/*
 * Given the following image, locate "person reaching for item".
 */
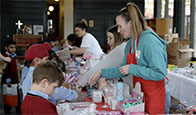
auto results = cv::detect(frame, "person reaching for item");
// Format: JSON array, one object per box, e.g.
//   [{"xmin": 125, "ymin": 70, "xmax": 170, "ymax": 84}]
[{"xmin": 89, "ymin": 3, "xmax": 169, "ymax": 115}]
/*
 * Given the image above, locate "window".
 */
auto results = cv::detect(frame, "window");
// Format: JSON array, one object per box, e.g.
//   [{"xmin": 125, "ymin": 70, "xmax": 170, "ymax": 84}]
[
  {"xmin": 185, "ymin": 0, "xmax": 191, "ymax": 16},
  {"xmin": 145, "ymin": 0, "xmax": 154, "ymax": 19},
  {"xmin": 48, "ymin": 19, "xmax": 53, "ymax": 33},
  {"xmin": 168, "ymin": 0, "xmax": 174, "ymax": 18},
  {"xmin": 161, "ymin": 0, "xmax": 165, "ymax": 18}
]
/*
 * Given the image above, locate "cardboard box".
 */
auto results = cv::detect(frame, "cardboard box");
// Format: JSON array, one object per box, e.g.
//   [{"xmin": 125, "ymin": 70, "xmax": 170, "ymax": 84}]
[
  {"xmin": 156, "ymin": 18, "xmax": 169, "ymax": 36},
  {"xmin": 167, "ymin": 38, "xmax": 194, "ymax": 67},
  {"xmin": 160, "ymin": 33, "xmax": 179, "ymax": 44},
  {"xmin": 146, "ymin": 18, "xmax": 169, "ymax": 36},
  {"xmin": 170, "ymin": 97, "xmax": 187, "ymax": 114}
]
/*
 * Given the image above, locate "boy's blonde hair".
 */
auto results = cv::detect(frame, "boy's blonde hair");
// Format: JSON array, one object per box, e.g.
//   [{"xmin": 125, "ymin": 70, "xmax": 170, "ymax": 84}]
[{"xmin": 60, "ymin": 39, "xmax": 67, "ymax": 46}]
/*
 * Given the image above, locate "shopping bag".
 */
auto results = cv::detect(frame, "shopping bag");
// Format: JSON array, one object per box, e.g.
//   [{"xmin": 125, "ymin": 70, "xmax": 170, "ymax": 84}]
[
  {"xmin": 3, "ymin": 84, "xmax": 18, "ymax": 106},
  {"xmin": 3, "ymin": 84, "xmax": 18, "ymax": 95}
]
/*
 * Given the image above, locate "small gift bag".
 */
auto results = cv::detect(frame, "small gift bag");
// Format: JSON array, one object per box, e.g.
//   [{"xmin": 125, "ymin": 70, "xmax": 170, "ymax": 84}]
[{"xmin": 3, "ymin": 84, "xmax": 18, "ymax": 106}]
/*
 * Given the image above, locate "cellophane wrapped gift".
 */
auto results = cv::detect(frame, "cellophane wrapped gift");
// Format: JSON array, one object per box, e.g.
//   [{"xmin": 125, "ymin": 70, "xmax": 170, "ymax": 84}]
[
  {"xmin": 56, "ymin": 102, "xmax": 92, "ymax": 115},
  {"xmin": 119, "ymin": 82, "xmax": 145, "ymax": 114}
]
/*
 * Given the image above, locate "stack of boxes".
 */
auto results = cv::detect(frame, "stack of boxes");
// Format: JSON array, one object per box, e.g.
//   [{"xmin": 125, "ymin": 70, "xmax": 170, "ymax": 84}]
[
  {"xmin": 167, "ymin": 38, "xmax": 194, "ymax": 67},
  {"xmin": 146, "ymin": 18, "xmax": 169, "ymax": 36},
  {"xmin": 147, "ymin": 18, "xmax": 194, "ymax": 68}
]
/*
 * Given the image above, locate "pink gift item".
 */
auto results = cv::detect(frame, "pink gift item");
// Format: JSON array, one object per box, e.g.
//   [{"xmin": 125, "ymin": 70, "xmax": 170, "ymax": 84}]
[
  {"xmin": 120, "ymin": 102, "xmax": 145, "ymax": 113},
  {"xmin": 119, "ymin": 82, "xmax": 145, "ymax": 113},
  {"xmin": 92, "ymin": 90, "xmax": 103, "ymax": 103},
  {"xmin": 96, "ymin": 111, "xmax": 121, "ymax": 115},
  {"xmin": 124, "ymin": 111, "xmax": 145, "ymax": 115}
]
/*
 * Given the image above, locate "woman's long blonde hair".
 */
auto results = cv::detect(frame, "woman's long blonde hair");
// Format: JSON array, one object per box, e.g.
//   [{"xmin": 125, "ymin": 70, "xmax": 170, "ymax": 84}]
[
  {"xmin": 107, "ymin": 25, "xmax": 124, "ymax": 50},
  {"xmin": 117, "ymin": 2, "xmax": 147, "ymax": 39}
]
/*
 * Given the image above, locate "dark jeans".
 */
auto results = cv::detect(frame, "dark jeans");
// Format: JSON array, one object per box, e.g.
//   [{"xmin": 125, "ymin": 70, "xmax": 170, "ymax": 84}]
[{"xmin": 4, "ymin": 104, "xmax": 20, "ymax": 114}]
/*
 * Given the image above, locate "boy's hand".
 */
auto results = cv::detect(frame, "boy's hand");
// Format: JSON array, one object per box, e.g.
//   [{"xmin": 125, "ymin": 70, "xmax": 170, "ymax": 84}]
[
  {"xmin": 0, "ymin": 70, "xmax": 3, "ymax": 74},
  {"xmin": 62, "ymin": 83, "xmax": 70, "ymax": 89},
  {"xmin": 77, "ymin": 92, "xmax": 82, "ymax": 102},
  {"xmin": 7, "ymin": 83, "xmax": 12, "ymax": 87},
  {"xmin": 75, "ymin": 83, "xmax": 83, "ymax": 93},
  {"xmin": 4, "ymin": 57, "xmax": 11, "ymax": 62}
]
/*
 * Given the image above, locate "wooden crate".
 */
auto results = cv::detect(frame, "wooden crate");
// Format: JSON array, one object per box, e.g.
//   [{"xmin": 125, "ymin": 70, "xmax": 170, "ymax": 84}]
[{"xmin": 146, "ymin": 18, "xmax": 169, "ymax": 36}]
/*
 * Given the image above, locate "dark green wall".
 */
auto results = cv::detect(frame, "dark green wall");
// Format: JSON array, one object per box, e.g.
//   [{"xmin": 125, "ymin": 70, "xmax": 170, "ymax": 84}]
[
  {"xmin": 0, "ymin": 0, "xmax": 47, "ymax": 53},
  {"xmin": 130, "ymin": 0, "xmax": 145, "ymax": 15},
  {"xmin": 0, "ymin": 0, "xmax": 1, "ymax": 51},
  {"xmin": 0, "ymin": 0, "xmax": 145, "ymax": 50},
  {"xmin": 74, "ymin": 0, "xmax": 128, "ymax": 48},
  {"xmin": 74, "ymin": 0, "xmax": 145, "ymax": 48}
]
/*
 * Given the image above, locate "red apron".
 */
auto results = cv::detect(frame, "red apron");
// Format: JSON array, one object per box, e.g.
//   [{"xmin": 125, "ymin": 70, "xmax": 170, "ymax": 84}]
[{"xmin": 127, "ymin": 36, "xmax": 165, "ymax": 115}]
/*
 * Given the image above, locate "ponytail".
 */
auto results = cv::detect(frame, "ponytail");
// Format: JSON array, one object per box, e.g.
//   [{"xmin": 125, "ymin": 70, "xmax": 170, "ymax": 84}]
[
  {"xmin": 116, "ymin": 7, "xmax": 130, "ymax": 23},
  {"xmin": 127, "ymin": 3, "xmax": 147, "ymax": 39},
  {"xmin": 75, "ymin": 19, "xmax": 88, "ymax": 31},
  {"xmin": 80, "ymin": 19, "xmax": 88, "ymax": 27},
  {"xmin": 117, "ymin": 2, "xmax": 147, "ymax": 39}
]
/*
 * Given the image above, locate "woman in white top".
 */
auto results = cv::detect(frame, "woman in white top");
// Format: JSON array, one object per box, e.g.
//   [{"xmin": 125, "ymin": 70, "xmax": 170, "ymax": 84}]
[
  {"xmin": 69, "ymin": 19, "xmax": 103, "ymax": 59},
  {"xmin": 78, "ymin": 25, "xmax": 129, "ymax": 87}
]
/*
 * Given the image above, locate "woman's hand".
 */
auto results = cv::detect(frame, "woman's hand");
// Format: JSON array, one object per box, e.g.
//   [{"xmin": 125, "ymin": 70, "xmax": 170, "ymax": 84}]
[
  {"xmin": 119, "ymin": 65, "xmax": 130, "ymax": 75},
  {"xmin": 98, "ymin": 78, "xmax": 106, "ymax": 89},
  {"xmin": 88, "ymin": 70, "xmax": 102, "ymax": 86},
  {"xmin": 73, "ymin": 46, "xmax": 79, "ymax": 49}
]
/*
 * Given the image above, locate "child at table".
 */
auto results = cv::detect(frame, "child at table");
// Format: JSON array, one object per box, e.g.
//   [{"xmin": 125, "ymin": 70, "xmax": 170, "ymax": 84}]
[
  {"xmin": 21, "ymin": 43, "xmax": 81, "ymax": 104},
  {"xmin": 21, "ymin": 61, "xmax": 64, "ymax": 114},
  {"xmin": 1, "ymin": 40, "xmax": 20, "ymax": 114}
]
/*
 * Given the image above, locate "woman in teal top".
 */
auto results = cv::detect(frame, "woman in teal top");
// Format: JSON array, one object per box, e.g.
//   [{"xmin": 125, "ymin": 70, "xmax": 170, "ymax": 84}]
[
  {"xmin": 89, "ymin": 3, "xmax": 170, "ymax": 115},
  {"xmin": 100, "ymin": 29, "xmax": 167, "ymax": 80}
]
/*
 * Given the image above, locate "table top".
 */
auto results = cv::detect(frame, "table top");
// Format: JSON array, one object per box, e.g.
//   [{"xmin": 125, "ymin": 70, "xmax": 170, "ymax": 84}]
[
  {"xmin": 167, "ymin": 71, "xmax": 196, "ymax": 107},
  {"xmin": 168, "ymin": 71, "xmax": 196, "ymax": 84},
  {"xmin": 85, "ymin": 97, "xmax": 120, "ymax": 112}
]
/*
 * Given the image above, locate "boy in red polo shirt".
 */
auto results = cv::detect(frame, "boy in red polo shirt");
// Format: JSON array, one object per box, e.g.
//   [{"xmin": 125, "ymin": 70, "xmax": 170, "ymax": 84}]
[
  {"xmin": 21, "ymin": 61, "xmax": 64, "ymax": 114},
  {"xmin": 1, "ymin": 40, "xmax": 19, "ymax": 114}
]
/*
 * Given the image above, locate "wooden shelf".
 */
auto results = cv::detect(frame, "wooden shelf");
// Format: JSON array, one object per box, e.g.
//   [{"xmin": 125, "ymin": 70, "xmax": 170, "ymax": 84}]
[
  {"xmin": 13, "ymin": 34, "xmax": 43, "ymax": 46},
  {"xmin": 16, "ymin": 44, "xmax": 29, "ymax": 47},
  {"xmin": 17, "ymin": 56, "xmax": 24, "ymax": 58},
  {"xmin": 13, "ymin": 34, "xmax": 43, "ymax": 67}
]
